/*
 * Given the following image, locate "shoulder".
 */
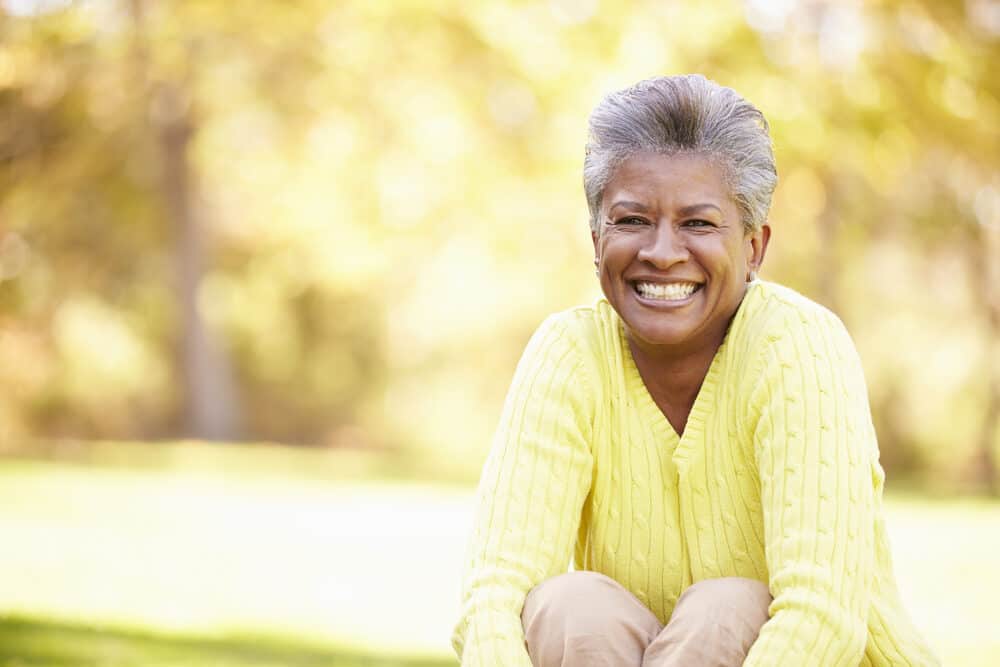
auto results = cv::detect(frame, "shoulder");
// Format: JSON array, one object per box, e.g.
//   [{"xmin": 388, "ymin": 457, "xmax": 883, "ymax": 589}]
[
  {"xmin": 502, "ymin": 303, "xmax": 615, "ymax": 421},
  {"xmin": 531, "ymin": 298, "xmax": 621, "ymax": 358},
  {"xmin": 737, "ymin": 280, "xmax": 852, "ymax": 351},
  {"xmin": 519, "ymin": 300, "xmax": 620, "ymax": 398},
  {"xmin": 734, "ymin": 281, "xmax": 867, "ymax": 402},
  {"xmin": 740, "ymin": 281, "xmax": 870, "ymax": 403}
]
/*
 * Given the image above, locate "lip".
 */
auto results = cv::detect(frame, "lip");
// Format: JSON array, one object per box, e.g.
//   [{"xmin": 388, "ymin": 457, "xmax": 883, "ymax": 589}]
[
  {"xmin": 628, "ymin": 276, "xmax": 703, "ymax": 285},
  {"xmin": 629, "ymin": 281, "xmax": 702, "ymax": 308}
]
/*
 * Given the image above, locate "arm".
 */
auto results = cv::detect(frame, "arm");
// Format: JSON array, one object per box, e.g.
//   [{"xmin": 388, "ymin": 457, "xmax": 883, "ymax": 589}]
[
  {"xmin": 452, "ymin": 315, "xmax": 595, "ymax": 666},
  {"xmin": 744, "ymin": 308, "xmax": 880, "ymax": 666}
]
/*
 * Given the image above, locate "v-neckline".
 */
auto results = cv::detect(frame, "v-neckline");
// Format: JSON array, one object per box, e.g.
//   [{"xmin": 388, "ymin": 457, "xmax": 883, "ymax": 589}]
[{"xmin": 618, "ymin": 285, "xmax": 754, "ymax": 466}]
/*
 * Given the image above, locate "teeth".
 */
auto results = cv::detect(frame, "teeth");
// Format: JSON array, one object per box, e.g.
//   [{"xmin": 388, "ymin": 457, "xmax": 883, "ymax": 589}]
[{"xmin": 635, "ymin": 281, "xmax": 699, "ymax": 301}]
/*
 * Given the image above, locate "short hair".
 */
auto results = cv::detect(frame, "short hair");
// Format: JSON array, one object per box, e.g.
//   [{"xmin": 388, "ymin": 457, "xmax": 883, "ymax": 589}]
[{"xmin": 584, "ymin": 74, "xmax": 777, "ymax": 234}]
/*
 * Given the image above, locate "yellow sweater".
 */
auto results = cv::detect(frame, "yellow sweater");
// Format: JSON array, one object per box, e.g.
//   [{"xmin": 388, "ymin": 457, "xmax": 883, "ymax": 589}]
[{"xmin": 453, "ymin": 281, "xmax": 938, "ymax": 666}]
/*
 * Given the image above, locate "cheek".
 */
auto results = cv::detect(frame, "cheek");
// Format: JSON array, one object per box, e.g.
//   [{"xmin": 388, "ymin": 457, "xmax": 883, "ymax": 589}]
[
  {"xmin": 726, "ymin": 235, "xmax": 752, "ymax": 266},
  {"xmin": 700, "ymin": 239, "xmax": 745, "ymax": 290},
  {"xmin": 598, "ymin": 236, "xmax": 628, "ymax": 262}
]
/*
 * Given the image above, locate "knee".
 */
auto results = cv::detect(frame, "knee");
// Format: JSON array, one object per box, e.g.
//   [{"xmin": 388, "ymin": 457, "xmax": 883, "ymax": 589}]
[
  {"xmin": 674, "ymin": 576, "xmax": 772, "ymax": 630},
  {"xmin": 643, "ymin": 577, "xmax": 771, "ymax": 666},
  {"xmin": 522, "ymin": 571, "xmax": 633, "ymax": 636},
  {"xmin": 522, "ymin": 571, "xmax": 659, "ymax": 666}
]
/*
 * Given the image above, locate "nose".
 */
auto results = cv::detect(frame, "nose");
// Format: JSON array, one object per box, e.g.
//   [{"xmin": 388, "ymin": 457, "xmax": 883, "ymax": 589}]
[{"xmin": 636, "ymin": 223, "xmax": 688, "ymax": 268}]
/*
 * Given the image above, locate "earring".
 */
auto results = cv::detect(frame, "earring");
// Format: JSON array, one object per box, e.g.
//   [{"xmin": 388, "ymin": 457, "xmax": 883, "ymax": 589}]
[
  {"xmin": 747, "ymin": 269, "xmax": 757, "ymax": 282},
  {"xmin": 594, "ymin": 258, "xmax": 599, "ymax": 277}
]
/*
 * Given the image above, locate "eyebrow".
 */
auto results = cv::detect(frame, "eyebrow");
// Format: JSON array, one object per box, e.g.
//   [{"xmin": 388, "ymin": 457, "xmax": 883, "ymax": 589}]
[
  {"xmin": 607, "ymin": 201, "xmax": 724, "ymax": 217},
  {"xmin": 678, "ymin": 203, "xmax": 724, "ymax": 217},
  {"xmin": 607, "ymin": 200, "xmax": 650, "ymax": 214}
]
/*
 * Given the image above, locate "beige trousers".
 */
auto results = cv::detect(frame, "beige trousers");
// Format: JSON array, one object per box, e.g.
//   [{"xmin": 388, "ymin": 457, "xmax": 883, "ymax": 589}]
[{"xmin": 521, "ymin": 571, "xmax": 771, "ymax": 667}]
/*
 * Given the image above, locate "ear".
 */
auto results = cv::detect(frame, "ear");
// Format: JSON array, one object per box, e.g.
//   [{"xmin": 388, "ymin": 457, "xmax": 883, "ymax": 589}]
[
  {"xmin": 591, "ymin": 229, "xmax": 599, "ymax": 254},
  {"xmin": 746, "ymin": 223, "xmax": 771, "ymax": 278}
]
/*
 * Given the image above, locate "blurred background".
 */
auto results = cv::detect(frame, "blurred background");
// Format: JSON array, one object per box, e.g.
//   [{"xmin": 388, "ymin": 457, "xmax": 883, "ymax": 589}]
[{"xmin": 0, "ymin": 0, "xmax": 997, "ymax": 665}]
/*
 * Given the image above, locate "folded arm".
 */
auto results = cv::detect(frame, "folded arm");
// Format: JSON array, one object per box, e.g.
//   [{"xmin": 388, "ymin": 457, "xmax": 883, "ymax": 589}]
[
  {"xmin": 745, "ymin": 308, "xmax": 881, "ymax": 666},
  {"xmin": 452, "ymin": 315, "xmax": 595, "ymax": 665}
]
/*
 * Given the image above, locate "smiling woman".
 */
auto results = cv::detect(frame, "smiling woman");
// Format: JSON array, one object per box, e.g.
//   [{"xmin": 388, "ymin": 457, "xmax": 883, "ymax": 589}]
[
  {"xmin": 594, "ymin": 152, "xmax": 769, "ymax": 435},
  {"xmin": 452, "ymin": 75, "xmax": 939, "ymax": 667}
]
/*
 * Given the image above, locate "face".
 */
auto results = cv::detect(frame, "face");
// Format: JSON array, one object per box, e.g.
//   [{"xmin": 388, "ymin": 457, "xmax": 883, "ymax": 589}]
[{"xmin": 592, "ymin": 151, "xmax": 769, "ymax": 355}]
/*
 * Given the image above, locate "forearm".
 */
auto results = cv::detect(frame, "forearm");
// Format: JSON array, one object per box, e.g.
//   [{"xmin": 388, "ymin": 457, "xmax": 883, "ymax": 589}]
[
  {"xmin": 453, "ymin": 580, "xmax": 535, "ymax": 666},
  {"xmin": 748, "ymin": 306, "xmax": 879, "ymax": 665},
  {"xmin": 744, "ymin": 573, "xmax": 868, "ymax": 666},
  {"xmin": 452, "ymin": 313, "xmax": 595, "ymax": 664}
]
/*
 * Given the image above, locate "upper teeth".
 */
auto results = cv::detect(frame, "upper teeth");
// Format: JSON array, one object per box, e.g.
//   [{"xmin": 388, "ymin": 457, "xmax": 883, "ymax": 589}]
[{"xmin": 635, "ymin": 281, "xmax": 699, "ymax": 301}]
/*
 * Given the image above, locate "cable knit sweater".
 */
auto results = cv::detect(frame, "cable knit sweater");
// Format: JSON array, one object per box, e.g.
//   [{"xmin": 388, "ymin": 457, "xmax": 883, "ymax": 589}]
[{"xmin": 453, "ymin": 280, "xmax": 938, "ymax": 666}]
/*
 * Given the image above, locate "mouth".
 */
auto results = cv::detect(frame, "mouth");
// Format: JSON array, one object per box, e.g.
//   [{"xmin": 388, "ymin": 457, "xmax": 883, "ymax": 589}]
[{"xmin": 631, "ymin": 280, "xmax": 702, "ymax": 303}]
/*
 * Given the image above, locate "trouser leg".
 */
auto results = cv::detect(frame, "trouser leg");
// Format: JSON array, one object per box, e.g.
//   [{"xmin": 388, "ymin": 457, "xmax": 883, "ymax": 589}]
[
  {"xmin": 642, "ymin": 577, "xmax": 772, "ymax": 667},
  {"xmin": 521, "ymin": 571, "xmax": 662, "ymax": 667}
]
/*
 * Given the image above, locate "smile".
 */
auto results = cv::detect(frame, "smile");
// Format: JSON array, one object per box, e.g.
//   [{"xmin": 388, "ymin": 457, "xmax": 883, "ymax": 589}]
[{"xmin": 633, "ymin": 281, "xmax": 702, "ymax": 302}]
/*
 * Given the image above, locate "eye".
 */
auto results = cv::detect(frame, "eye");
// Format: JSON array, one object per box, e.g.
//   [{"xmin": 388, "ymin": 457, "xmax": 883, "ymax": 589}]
[
  {"xmin": 613, "ymin": 216, "xmax": 649, "ymax": 226},
  {"xmin": 682, "ymin": 219, "xmax": 715, "ymax": 228}
]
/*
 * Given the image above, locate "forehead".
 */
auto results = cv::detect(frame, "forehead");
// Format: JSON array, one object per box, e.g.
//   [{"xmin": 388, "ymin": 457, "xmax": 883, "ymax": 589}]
[{"xmin": 603, "ymin": 152, "xmax": 732, "ymax": 208}]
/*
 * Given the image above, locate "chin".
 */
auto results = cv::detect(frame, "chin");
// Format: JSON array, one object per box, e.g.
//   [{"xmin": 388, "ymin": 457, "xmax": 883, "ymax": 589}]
[{"xmin": 626, "ymin": 318, "xmax": 697, "ymax": 349}]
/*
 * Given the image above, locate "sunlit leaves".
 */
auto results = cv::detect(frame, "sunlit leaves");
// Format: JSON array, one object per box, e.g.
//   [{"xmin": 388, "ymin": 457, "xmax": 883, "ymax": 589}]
[{"xmin": 0, "ymin": 0, "xmax": 996, "ymax": 482}]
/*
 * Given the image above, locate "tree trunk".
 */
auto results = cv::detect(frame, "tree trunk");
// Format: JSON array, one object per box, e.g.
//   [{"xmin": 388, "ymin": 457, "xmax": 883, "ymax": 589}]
[
  {"xmin": 973, "ymin": 211, "xmax": 999, "ymax": 495},
  {"xmin": 129, "ymin": 0, "xmax": 241, "ymax": 441},
  {"xmin": 156, "ymin": 85, "xmax": 241, "ymax": 441}
]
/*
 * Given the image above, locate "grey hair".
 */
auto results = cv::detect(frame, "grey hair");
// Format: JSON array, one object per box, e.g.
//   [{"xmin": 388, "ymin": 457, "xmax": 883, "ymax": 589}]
[{"xmin": 584, "ymin": 74, "xmax": 776, "ymax": 234}]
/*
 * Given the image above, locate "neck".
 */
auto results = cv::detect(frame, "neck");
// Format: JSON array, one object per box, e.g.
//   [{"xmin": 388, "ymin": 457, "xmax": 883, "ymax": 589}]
[
  {"xmin": 627, "ymin": 333, "xmax": 721, "ymax": 406},
  {"xmin": 627, "ymin": 280, "xmax": 750, "ymax": 381},
  {"xmin": 624, "ymin": 285, "xmax": 748, "ymax": 435}
]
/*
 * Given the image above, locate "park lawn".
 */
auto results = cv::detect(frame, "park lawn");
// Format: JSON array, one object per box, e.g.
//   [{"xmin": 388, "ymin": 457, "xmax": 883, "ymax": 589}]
[
  {"xmin": 0, "ymin": 616, "xmax": 453, "ymax": 667},
  {"xmin": 0, "ymin": 446, "xmax": 997, "ymax": 666}
]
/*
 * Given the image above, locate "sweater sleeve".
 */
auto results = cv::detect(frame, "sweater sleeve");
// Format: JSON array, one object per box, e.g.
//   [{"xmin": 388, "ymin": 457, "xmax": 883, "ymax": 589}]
[
  {"xmin": 744, "ymin": 307, "xmax": 880, "ymax": 666},
  {"xmin": 451, "ymin": 314, "xmax": 595, "ymax": 666}
]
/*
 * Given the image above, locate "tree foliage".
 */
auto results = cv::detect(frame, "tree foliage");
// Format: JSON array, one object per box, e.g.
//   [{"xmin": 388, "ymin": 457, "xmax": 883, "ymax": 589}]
[{"xmin": 0, "ymin": 0, "xmax": 997, "ymax": 487}]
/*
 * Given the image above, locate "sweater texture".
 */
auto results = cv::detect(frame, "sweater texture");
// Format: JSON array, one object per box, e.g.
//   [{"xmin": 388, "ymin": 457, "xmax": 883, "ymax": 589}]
[{"xmin": 453, "ymin": 280, "xmax": 938, "ymax": 666}]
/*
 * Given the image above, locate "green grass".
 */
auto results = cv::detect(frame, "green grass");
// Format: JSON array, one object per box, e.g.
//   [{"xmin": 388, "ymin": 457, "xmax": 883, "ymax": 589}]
[
  {"xmin": 0, "ymin": 438, "xmax": 479, "ymax": 486},
  {"xmin": 0, "ymin": 443, "xmax": 998, "ymax": 666},
  {"xmin": 0, "ymin": 616, "xmax": 454, "ymax": 666},
  {"xmin": 0, "ymin": 456, "xmax": 468, "ymax": 664}
]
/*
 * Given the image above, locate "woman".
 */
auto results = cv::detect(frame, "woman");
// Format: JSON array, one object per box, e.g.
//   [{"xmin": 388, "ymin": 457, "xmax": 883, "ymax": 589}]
[{"xmin": 452, "ymin": 75, "xmax": 938, "ymax": 666}]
